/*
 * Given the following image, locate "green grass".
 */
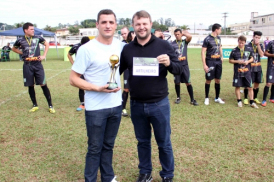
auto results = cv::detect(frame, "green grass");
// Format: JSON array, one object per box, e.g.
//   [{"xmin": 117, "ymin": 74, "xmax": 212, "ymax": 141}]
[{"xmin": 0, "ymin": 48, "xmax": 274, "ymax": 181}]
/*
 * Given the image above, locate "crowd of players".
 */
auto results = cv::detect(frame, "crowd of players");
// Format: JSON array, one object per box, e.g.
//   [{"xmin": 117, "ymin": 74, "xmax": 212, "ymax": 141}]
[{"xmin": 10, "ymin": 9, "xmax": 274, "ymax": 182}]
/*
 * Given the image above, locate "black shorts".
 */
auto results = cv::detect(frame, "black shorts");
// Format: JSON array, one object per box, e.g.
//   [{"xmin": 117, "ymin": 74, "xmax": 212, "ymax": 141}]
[
  {"xmin": 251, "ymin": 71, "xmax": 263, "ymax": 83},
  {"xmin": 123, "ymin": 69, "xmax": 129, "ymax": 89},
  {"xmin": 232, "ymin": 72, "xmax": 252, "ymax": 87},
  {"xmin": 266, "ymin": 67, "xmax": 274, "ymax": 83},
  {"xmin": 23, "ymin": 62, "xmax": 46, "ymax": 86},
  {"xmin": 174, "ymin": 65, "xmax": 191, "ymax": 83},
  {"xmin": 205, "ymin": 60, "xmax": 222, "ymax": 80}
]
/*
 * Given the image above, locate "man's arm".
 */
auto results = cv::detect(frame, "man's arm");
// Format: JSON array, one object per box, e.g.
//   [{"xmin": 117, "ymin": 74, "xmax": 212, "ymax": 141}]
[
  {"xmin": 12, "ymin": 47, "xmax": 23, "ymax": 54},
  {"xmin": 161, "ymin": 43, "xmax": 183, "ymax": 75},
  {"xmin": 257, "ymin": 44, "xmax": 264, "ymax": 57},
  {"xmin": 38, "ymin": 41, "xmax": 49, "ymax": 61},
  {"xmin": 67, "ymin": 53, "xmax": 74, "ymax": 65},
  {"xmin": 182, "ymin": 30, "xmax": 192, "ymax": 43},
  {"xmin": 264, "ymin": 51, "xmax": 274, "ymax": 57},
  {"xmin": 220, "ymin": 46, "xmax": 223, "ymax": 62},
  {"xmin": 119, "ymin": 48, "xmax": 127, "ymax": 75},
  {"xmin": 201, "ymin": 47, "xmax": 209, "ymax": 73},
  {"xmin": 69, "ymin": 70, "xmax": 120, "ymax": 93}
]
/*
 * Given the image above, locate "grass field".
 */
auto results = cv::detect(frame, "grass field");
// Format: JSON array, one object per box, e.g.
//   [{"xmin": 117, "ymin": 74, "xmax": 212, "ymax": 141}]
[{"xmin": 1, "ymin": 48, "xmax": 274, "ymax": 182}]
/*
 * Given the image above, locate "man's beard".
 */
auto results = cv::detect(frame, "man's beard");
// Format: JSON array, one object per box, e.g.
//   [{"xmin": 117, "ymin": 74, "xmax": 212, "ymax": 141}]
[{"xmin": 136, "ymin": 30, "xmax": 150, "ymax": 40}]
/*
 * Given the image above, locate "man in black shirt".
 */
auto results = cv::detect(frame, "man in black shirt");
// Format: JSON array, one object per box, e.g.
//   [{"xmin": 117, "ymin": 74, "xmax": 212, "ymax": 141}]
[
  {"xmin": 1, "ymin": 43, "xmax": 12, "ymax": 61},
  {"xmin": 67, "ymin": 36, "xmax": 90, "ymax": 111},
  {"xmin": 120, "ymin": 10, "xmax": 183, "ymax": 182},
  {"xmin": 12, "ymin": 22, "xmax": 55, "ymax": 113},
  {"xmin": 243, "ymin": 31, "xmax": 264, "ymax": 105},
  {"xmin": 262, "ymin": 40, "xmax": 274, "ymax": 106},
  {"xmin": 229, "ymin": 35, "xmax": 258, "ymax": 108},
  {"xmin": 201, "ymin": 23, "xmax": 225, "ymax": 105},
  {"xmin": 170, "ymin": 29, "xmax": 198, "ymax": 105}
]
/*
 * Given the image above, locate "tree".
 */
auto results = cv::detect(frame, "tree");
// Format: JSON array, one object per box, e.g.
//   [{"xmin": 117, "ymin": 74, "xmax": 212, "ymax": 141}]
[
  {"xmin": 208, "ymin": 24, "xmax": 213, "ymax": 31},
  {"xmin": 164, "ymin": 18, "xmax": 175, "ymax": 27},
  {"xmin": 152, "ymin": 21, "xmax": 167, "ymax": 31},
  {"xmin": 14, "ymin": 22, "xmax": 24, "ymax": 28},
  {"xmin": 180, "ymin": 25, "xmax": 190, "ymax": 30},
  {"xmin": 69, "ymin": 26, "xmax": 79, "ymax": 35},
  {"xmin": 44, "ymin": 25, "xmax": 57, "ymax": 32},
  {"xmin": 81, "ymin": 19, "xmax": 96, "ymax": 28}
]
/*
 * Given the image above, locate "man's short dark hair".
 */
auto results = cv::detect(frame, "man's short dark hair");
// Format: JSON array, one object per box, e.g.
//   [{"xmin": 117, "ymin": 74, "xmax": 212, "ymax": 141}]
[
  {"xmin": 174, "ymin": 29, "xmax": 182, "ymax": 33},
  {"xmin": 238, "ymin": 35, "xmax": 246, "ymax": 42},
  {"xmin": 212, "ymin": 23, "xmax": 221, "ymax": 32},
  {"xmin": 132, "ymin": 10, "xmax": 152, "ymax": 24},
  {"xmin": 253, "ymin": 31, "xmax": 262, "ymax": 37},
  {"xmin": 81, "ymin": 36, "xmax": 90, "ymax": 44},
  {"xmin": 23, "ymin": 22, "xmax": 34, "ymax": 33},
  {"xmin": 97, "ymin": 9, "xmax": 116, "ymax": 23}
]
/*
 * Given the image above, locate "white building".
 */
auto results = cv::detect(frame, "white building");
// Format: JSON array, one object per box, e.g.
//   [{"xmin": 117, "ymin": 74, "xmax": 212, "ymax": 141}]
[
  {"xmin": 79, "ymin": 28, "xmax": 98, "ymax": 36},
  {"xmin": 250, "ymin": 12, "xmax": 274, "ymax": 36}
]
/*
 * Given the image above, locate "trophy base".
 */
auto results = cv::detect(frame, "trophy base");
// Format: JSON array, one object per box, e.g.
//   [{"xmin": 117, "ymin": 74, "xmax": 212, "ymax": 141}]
[{"xmin": 107, "ymin": 82, "xmax": 118, "ymax": 90}]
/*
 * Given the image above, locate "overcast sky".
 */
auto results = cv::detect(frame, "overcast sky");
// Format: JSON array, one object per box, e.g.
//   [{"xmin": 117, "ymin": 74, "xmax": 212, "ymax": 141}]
[{"xmin": 0, "ymin": 0, "xmax": 273, "ymax": 29}]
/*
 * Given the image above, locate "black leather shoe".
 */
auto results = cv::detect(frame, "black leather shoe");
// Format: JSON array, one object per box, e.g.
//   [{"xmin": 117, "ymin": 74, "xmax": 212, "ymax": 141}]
[
  {"xmin": 190, "ymin": 99, "xmax": 199, "ymax": 106},
  {"xmin": 162, "ymin": 177, "xmax": 173, "ymax": 182},
  {"xmin": 136, "ymin": 173, "xmax": 153, "ymax": 182}
]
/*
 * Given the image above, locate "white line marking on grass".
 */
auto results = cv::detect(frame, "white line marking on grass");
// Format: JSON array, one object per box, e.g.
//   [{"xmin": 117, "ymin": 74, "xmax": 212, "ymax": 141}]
[{"xmin": 0, "ymin": 69, "xmax": 69, "ymax": 107}]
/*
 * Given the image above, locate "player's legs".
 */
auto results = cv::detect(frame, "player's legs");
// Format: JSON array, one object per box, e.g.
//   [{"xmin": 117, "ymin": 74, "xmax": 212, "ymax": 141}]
[
  {"xmin": 174, "ymin": 74, "xmax": 181, "ymax": 104},
  {"xmin": 204, "ymin": 80, "xmax": 211, "ymax": 105},
  {"xmin": 23, "ymin": 64, "xmax": 38, "ymax": 112},
  {"xmin": 77, "ymin": 75, "xmax": 85, "ymax": 111},
  {"xmin": 34, "ymin": 64, "xmax": 55, "ymax": 113},
  {"xmin": 235, "ymin": 87, "xmax": 242, "ymax": 107},
  {"xmin": 262, "ymin": 82, "xmax": 272, "ymax": 106},
  {"xmin": 214, "ymin": 62, "xmax": 224, "ymax": 104},
  {"xmin": 122, "ymin": 88, "xmax": 129, "ymax": 116},
  {"xmin": 270, "ymin": 84, "xmax": 274, "ymax": 102}
]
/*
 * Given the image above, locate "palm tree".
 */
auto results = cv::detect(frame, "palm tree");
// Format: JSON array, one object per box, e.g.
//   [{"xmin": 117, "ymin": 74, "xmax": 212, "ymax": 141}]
[{"xmin": 180, "ymin": 25, "xmax": 190, "ymax": 30}]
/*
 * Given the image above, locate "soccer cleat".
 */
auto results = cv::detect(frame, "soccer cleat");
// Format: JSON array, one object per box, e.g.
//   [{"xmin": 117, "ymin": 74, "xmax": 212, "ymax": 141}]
[
  {"xmin": 162, "ymin": 177, "xmax": 173, "ymax": 182},
  {"xmin": 238, "ymin": 101, "xmax": 243, "ymax": 107},
  {"xmin": 204, "ymin": 98, "xmax": 209, "ymax": 105},
  {"xmin": 190, "ymin": 99, "xmax": 199, "ymax": 106},
  {"xmin": 76, "ymin": 105, "xmax": 85, "ymax": 111},
  {"xmin": 243, "ymin": 99, "xmax": 249, "ymax": 105},
  {"xmin": 254, "ymin": 98, "xmax": 261, "ymax": 104},
  {"xmin": 250, "ymin": 103, "xmax": 259, "ymax": 109},
  {"xmin": 174, "ymin": 97, "xmax": 181, "ymax": 104},
  {"xmin": 29, "ymin": 106, "xmax": 39, "ymax": 112},
  {"xmin": 269, "ymin": 99, "xmax": 274, "ymax": 103},
  {"xmin": 261, "ymin": 100, "xmax": 267, "ymax": 107},
  {"xmin": 111, "ymin": 176, "xmax": 118, "ymax": 182},
  {"xmin": 49, "ymin": 107, "xmax": 56, "ymax": 114},
  {"xmin": 122, "ymin": 109, "xmax": 128, "ymax": 117},
  {"xmin": 215, "ymin": 97, "xmax": 225, "ymax": 104},
  {"xmin": 136, "ymin": 174, "xmax": 153, "ymax": 182}
]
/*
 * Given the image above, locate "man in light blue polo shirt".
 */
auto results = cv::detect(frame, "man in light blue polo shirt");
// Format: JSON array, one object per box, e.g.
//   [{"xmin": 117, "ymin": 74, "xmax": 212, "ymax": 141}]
[{"xmin": 69, "ymin": 9, "xmax": 124, "ymax": 182}]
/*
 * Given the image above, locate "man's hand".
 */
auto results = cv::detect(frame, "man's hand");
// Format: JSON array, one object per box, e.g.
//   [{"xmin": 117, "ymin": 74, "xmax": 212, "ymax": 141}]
[
  {"xmin": 96, "ymin": 84, "xmax": 121, "ymax": 93},
  {"xmin": 38, "ymin": 55, "xmax": 46, "ymax": 61},
  {"xmin": 221, "ymin": 57, "xmax": 223, "ymax": 63},
  {"xmin": 203, "ymin": 65, "xmax": 209, "ymax": 73},
  {"xmin": 254, "ymin": 39, "xmax": 260, "ymax": 45},
  {"xmin": 157, "ymin": 54, "xmax": 170, "ymax": 67}
]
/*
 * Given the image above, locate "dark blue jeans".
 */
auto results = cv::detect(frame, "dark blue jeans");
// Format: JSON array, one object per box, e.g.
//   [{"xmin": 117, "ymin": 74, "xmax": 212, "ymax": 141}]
[
  {"xmin": 130, "ymin": 96, "xmax": 174, "ymax": 178},
  {"xmin": 84, "ymin": 105, "xmax": 122, "ymax": 182}
]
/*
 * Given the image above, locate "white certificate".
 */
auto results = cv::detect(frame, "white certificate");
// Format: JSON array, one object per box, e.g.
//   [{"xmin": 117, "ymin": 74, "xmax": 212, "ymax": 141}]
[{"xmin": 133, "ymin": 57, "xmax": 159, "ymax": 76}]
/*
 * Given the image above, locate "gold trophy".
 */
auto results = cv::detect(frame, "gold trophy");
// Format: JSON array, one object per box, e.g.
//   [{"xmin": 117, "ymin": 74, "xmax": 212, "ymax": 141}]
[{"xmin": 107, "ymin": 54, "xmax": 120, "ymax": 90}]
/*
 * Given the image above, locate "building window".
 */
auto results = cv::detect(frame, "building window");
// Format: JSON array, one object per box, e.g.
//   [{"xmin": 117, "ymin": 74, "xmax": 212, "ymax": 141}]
[
  {"xmin": 262, "ymin": 18, "xmax": 265, "ymax": 23},
  {"xmin": 253, "ymin": 20, "xmax": 258, "ymax": 24},
  {"xmin": 269, "ymin": 17, "xmax": 272, "ymax": 21}
]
